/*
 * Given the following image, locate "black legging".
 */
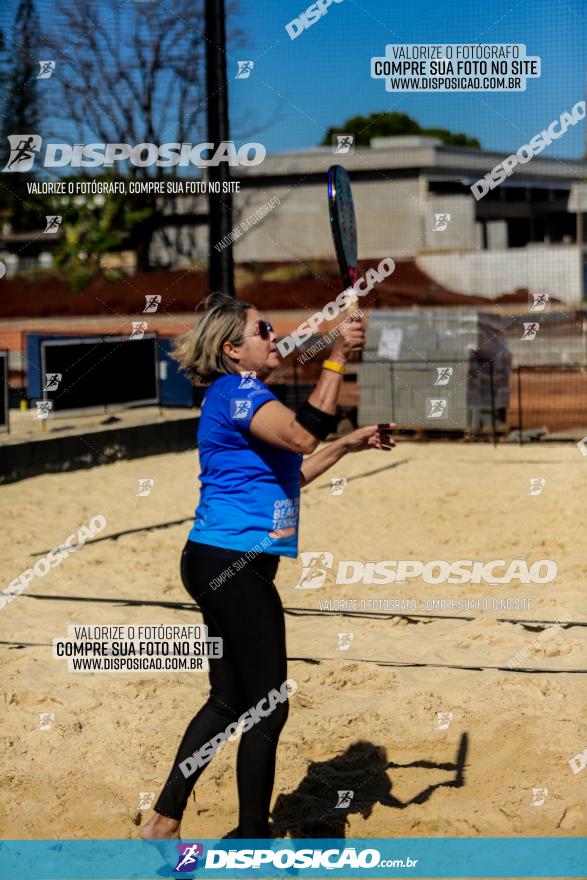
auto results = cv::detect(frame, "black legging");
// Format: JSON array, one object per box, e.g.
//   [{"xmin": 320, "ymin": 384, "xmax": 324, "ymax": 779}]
[{"xmin": 154, "ymin": 540, "xmax": 290, "ymax": 837}]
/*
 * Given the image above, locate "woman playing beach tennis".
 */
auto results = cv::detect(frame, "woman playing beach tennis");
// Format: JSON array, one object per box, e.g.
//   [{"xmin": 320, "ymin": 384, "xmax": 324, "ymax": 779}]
[{"xmin": 140, "ymin": 292, "xmax": 395, "ymax": 840}]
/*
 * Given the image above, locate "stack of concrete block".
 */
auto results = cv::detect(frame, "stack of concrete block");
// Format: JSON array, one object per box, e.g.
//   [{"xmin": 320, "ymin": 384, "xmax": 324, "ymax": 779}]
[{"xmin": 358, "ymin": 309, "xmax": 511, "ymax": 430}]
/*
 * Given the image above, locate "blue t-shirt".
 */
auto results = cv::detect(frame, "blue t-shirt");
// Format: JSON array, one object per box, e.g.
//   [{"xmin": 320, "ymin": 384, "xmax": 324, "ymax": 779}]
[{"xmin": 189, "ymin": 374, "xmax": 303, "ymax": 558}]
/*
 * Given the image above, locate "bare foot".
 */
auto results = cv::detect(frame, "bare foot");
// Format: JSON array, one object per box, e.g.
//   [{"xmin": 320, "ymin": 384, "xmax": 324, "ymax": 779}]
[{"xmin": 140, "ymin": 811, "xmax": 181, "ymax": 840}]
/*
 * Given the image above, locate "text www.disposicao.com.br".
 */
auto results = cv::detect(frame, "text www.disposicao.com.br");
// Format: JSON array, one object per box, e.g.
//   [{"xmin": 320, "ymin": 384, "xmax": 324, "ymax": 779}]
[{"xmin": 70, "ymin": 657, "xmax": 202, "ymax": 671}]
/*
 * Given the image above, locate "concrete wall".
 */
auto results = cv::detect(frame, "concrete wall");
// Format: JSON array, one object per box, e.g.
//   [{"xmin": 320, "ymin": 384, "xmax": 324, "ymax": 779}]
[
  {"xmin": 228, "ymin": 178, "xmax": 425, "ymax": 262},
  {"xmin": 423, "ymin": 195, "xmax": 480, "ymax": 250},
  {"xmin": 151, "ymin": 182, "xmax": 478, "ymax": 265},
  {"xmin": 417, "ymin": 245, "xmax": 584, "ymax": 305}
]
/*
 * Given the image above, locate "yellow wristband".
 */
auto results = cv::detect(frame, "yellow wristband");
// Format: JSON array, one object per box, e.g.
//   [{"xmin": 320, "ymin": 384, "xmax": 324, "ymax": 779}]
[{"xmin": 322, "ymin": 359, "xmax": 345, "ymax": 375}]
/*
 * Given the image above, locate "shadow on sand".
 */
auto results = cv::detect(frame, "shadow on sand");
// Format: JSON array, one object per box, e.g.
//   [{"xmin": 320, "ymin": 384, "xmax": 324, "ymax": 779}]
[{"xmin": 271, "ymin": 732, "xmax": 468, "ymax": 838}]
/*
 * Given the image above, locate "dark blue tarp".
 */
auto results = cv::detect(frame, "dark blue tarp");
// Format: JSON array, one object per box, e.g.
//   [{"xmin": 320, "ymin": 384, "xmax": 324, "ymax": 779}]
[{"xmin": 26, "ymin": 332, "xmax": 192, "ymax": 407}]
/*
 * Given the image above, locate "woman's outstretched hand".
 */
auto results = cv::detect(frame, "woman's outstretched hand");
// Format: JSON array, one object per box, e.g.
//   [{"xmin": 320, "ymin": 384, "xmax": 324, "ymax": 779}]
[{"xmin": 343, "ymin": 422, "xmax": 396, "ymax": 453}]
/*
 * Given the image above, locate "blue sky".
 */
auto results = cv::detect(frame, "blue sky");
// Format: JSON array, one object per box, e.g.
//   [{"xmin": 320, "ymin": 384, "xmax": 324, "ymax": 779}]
[
  {"xmin": 1, "ymin": 0, "xmax": 585, "ymax": 158},
  {"xmin": 231, "ymin": 0, "xmax": 586, "ymax": 156}
]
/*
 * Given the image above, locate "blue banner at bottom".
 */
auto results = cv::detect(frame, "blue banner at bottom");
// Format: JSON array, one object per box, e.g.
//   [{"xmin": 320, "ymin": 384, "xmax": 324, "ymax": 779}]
[{"xmin": 0, "ymin": 838, "xmax": 585, "ymax": 879}]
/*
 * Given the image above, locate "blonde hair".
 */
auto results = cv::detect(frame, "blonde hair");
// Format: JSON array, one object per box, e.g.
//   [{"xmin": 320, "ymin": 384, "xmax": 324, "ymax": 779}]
[{"xmin": 171, "ymin": 292, "xmax": 253, "ymax": 385}]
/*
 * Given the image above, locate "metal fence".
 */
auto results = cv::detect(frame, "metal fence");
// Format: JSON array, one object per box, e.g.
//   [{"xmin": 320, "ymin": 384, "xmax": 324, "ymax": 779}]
[
  {"xmin": 511, "ymin": 365, "xmax": 587, "ymax": 441},
  {"xmin": 343, "ymin": 359, "xmax": 587, "ymax": 444}
]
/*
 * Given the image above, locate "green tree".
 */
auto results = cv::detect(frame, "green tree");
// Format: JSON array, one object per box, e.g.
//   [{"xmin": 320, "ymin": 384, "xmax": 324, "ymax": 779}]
[
  {"xmin": 322, "ymin": 112, "xmax": 480, "ymax": 149},
  {"xmin": 52, "ymin": 183, "xmax": 152, "ymax": 292}
]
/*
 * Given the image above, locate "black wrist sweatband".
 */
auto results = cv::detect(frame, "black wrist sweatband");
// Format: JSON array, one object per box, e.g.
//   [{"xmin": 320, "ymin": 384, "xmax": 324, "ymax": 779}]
[{"xmin": 295, "ymin": 400, "xmax": 337, "ymax": 441}]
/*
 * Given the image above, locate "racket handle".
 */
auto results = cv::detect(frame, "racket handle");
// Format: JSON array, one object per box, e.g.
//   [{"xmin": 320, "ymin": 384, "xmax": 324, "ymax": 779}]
[{"xmin": 346, "ymin": 303, "xmax": 366, "ymax": 354}]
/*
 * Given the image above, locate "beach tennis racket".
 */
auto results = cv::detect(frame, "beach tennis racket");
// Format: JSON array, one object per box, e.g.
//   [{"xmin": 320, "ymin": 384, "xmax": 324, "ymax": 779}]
[{"xmin": 327, "ymin": 164, "xmax": 362, "ymax": 352}]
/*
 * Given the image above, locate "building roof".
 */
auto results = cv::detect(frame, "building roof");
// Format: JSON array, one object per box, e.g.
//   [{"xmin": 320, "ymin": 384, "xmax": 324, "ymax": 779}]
[{"xmin": 237, "ymin": 137, "xmax": 587, "ymax": 186}]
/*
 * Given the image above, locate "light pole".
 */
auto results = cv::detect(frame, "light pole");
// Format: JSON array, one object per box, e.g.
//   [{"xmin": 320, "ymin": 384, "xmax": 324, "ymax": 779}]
[{"xmin": 205, "ymin": 0, "xmax": 235, "ymax": 296}]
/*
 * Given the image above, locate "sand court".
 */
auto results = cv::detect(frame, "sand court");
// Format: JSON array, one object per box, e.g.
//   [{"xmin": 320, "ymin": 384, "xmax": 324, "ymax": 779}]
[{"xmin": 0, "ymin": 441, "xmax": 585, "ymax": 841}]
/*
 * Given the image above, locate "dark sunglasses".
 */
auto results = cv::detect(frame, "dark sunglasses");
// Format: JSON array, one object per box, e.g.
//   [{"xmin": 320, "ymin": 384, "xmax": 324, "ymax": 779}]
[{"xmin": 244, "ymin": 319, "xmax": 273, "ymax": 340}]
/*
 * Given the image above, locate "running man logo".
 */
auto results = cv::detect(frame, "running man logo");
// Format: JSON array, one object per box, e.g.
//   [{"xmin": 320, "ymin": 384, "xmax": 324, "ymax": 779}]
[
  {"xmin": 427, "ymin": 398, "xmax": 448, "ymax": 419},
  {"xmin": 34, "ymin": 400, "xmax": 53, "ymax": 420},
  {"xmin": 44, "ymin": 215, "xmax": 62, "ymax": 233},
  {"xmin": 434, "ymin": 366, "xmax": 453, "ymax": 386},
  {"xmin": 175, "ymin": 843, "xmax": 204, "ymax": 873},
  {"xmin": 335, "ymin": 790, "xmax": 354, "ymax": 809},
  {"xmin": 238, "ymin": 371, "xmax": 257, "ymax": 389},
  {"xmin": 433, "ymin": 213, "xmax": 451, "ymax": 231},
  {"xmin": 531, "ymin": 787, "xmax": 548, "ymax": 806},
  {"xmin": 569, "ymin": 748, "xmax": 587, "ymax": 775},
  {"xmin": 38, "ymin": 712, "xmax": 55, "ymax": 730},
  {"xmin": 130, "ymin": 321, "xmax": 148, "ymax": 339},
  {"xmin": 236, "ymin": 61, "xmax": 254, "ymax": 79},
  {"xmin": 44, "ymin": 373, "xmax": 62, "ymax": 391},
  {"xmin": 436, "ymin": 711, "xmax": 453, "ymax": 730},
  {"xmin": 38, "ymin": 60, "xmax": 55, "ymax": 79},
  {"xmin": 137, "ymin": 792, "xmax": 155, "ymax": 810},
  {"xmin": 333, "ymin": 134, "xmax": 355, "ymax": 154},
  {"xmin": 530, "ymin": 292, "xmax": 549, "ymax": 312},
  {"xmin": 230, "ymin": 399, "xmax": 253, "ymax": 419},
  {"xmin": 295, "ymin": 551, "xmax": 334, "ymax": 588},
  {"xmin": 528, "ymin": 477, "xmax": 545, "ymax": 496},
  {"xmin": 521, "ymin": 322, "xmax": 540, "ymax": 341},
  {"xmin": 337, "ymin": 632, "xmax": 353, "ymax": 651},
  {"xmin": 143, "ymin": 295, "xmax": 161, "ymax": 313},
  {"xmin": 137, "ymin": 479, "xmax": 155, "ymax": 497},
  {"xmin": 3, "ymin": 134, "xmax": 42, "ymax": 172},
  {"xmin": 329, "ymin": 477, "xmax": 347, "ymax": 496}
]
